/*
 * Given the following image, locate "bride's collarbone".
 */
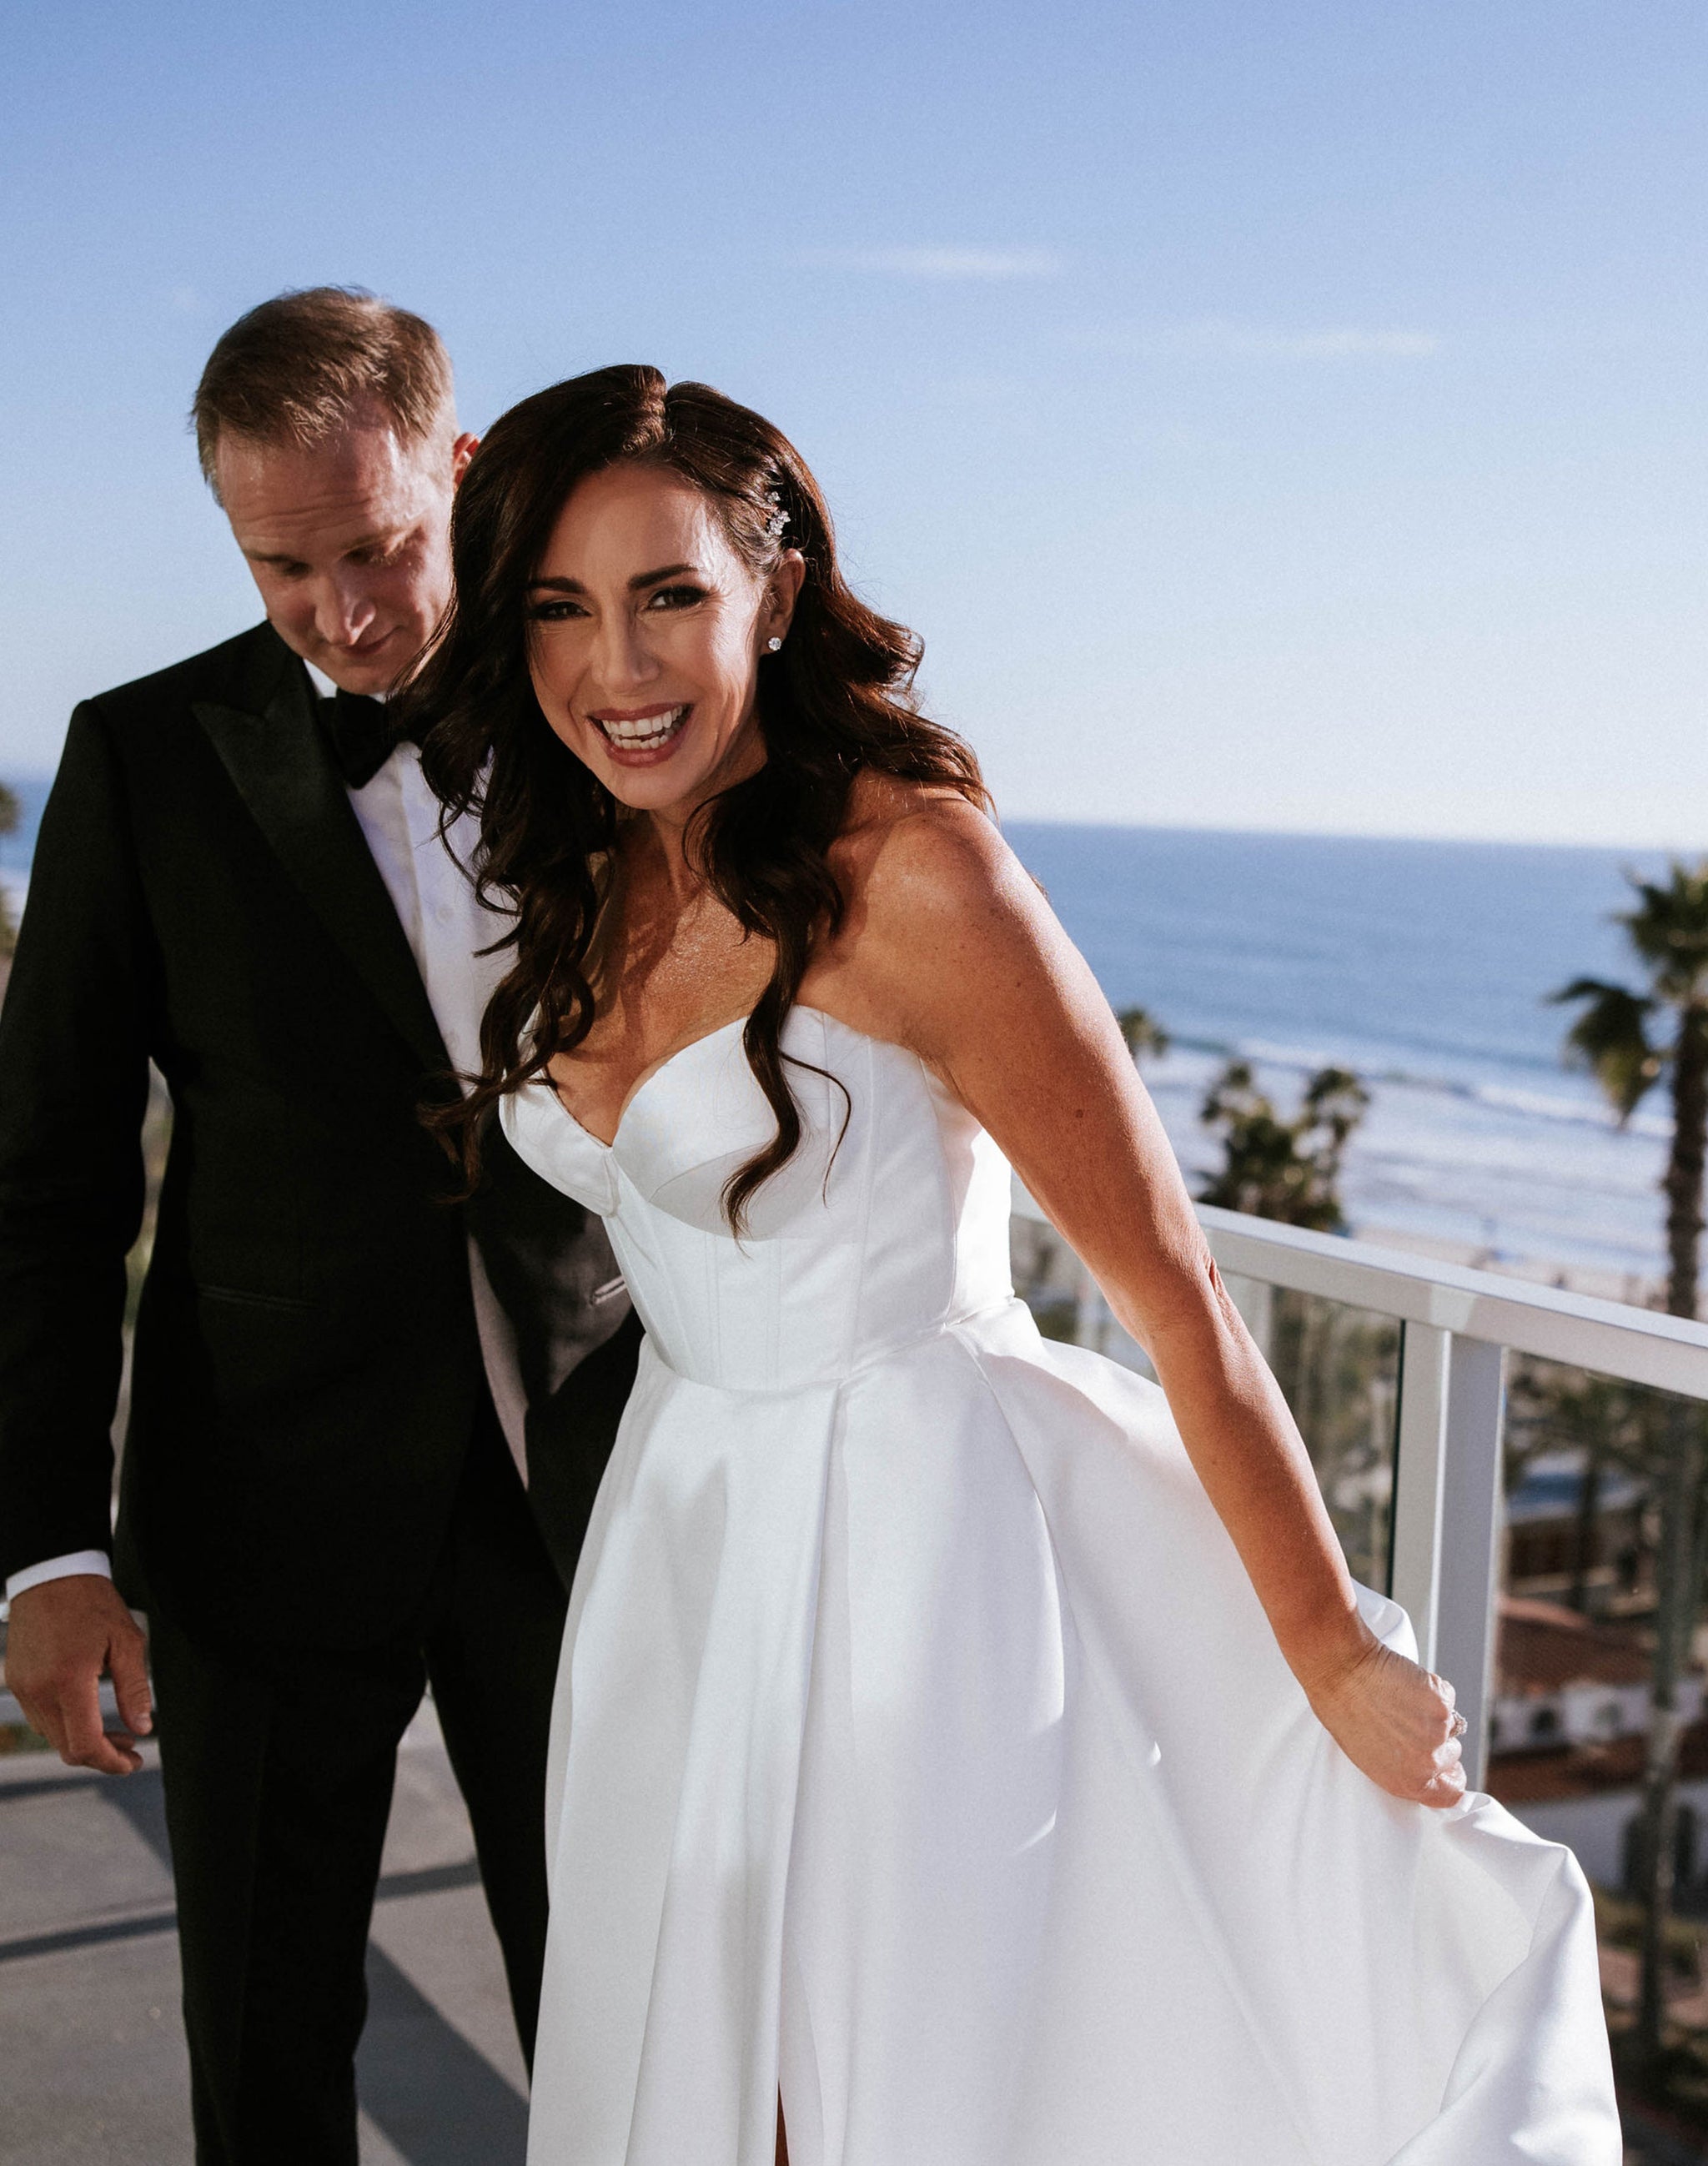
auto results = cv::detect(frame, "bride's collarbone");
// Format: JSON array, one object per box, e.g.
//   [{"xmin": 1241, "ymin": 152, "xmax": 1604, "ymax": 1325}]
[
  {"xmin": 549, "ymin": 959, "xmax": 776, "ymax": 1141},
  {"xmin": 553, "ymin": 881, "xmax": 925, "ymax": 1133}
]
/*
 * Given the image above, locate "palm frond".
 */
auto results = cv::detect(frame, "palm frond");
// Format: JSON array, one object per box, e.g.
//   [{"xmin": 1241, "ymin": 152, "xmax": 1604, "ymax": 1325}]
[
  {"xmin": 1550, "ymin": 977, "xmax": 1662, "ymax": 1122},
  {"xmin": 1617, "ymin": 862, "xmax": 1708, "ymax": 1001},
  {"xmin": 1115, "ymin": 1005, "xmax": 1170, "ymax": 1065}
]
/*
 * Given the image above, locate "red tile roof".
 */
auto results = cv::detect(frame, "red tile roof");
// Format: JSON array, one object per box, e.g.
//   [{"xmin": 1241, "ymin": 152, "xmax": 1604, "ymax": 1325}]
[
  {"xmin": 1488, "ymin": 1723, "xmax": 1708, "ymax": 1805},
  {"xmin": 1496, "ymin": 1596, "xmax": 1655, "ymax": 1695}
]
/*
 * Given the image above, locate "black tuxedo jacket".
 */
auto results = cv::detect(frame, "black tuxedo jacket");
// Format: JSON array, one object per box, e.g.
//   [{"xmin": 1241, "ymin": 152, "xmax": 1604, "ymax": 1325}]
[{"xmin": 0, "ymin": 622, "xmax": 637, "ymax": 1647}]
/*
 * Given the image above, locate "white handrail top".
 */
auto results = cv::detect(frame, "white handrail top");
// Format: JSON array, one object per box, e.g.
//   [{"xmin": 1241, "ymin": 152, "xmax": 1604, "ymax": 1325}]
[{"xmin": 1011, "ymin": 1182, "xmax": 1708, "ymax": 1400}]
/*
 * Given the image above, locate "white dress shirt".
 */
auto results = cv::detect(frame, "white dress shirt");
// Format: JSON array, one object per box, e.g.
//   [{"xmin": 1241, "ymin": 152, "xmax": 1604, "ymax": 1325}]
[
  {"xmin": 332, "ymin": 706, "xmax": 533, "ymax": 1474},
  {"xmin": 4, "ymin": 665, "xmax": 530, "ymax": 1607}
]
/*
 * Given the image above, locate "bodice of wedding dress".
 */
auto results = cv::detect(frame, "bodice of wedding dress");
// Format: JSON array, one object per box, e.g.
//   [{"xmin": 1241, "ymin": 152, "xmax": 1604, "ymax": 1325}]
[{"xmin": 505, "ymin": 1006, "xmax": 1016, "ymax": 1390}]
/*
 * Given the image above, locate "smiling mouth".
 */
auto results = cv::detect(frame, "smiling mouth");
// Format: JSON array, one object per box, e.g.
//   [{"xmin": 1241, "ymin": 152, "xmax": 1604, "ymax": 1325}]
[{"xmin": 591, "ymin": 703, "xmax": 691, "ymax": 754}]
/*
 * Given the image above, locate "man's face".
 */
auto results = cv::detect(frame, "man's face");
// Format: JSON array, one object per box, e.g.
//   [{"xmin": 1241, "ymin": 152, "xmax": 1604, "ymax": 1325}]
[{"xmin": 216, "ymin": 400, "xmax": 476, "ymax": 695}]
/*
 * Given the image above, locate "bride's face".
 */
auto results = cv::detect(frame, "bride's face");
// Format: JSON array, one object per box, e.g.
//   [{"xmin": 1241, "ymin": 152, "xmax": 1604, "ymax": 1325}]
[{"xmin": 525, "ymin": 461, "xmax": 801, "ymax": 822}]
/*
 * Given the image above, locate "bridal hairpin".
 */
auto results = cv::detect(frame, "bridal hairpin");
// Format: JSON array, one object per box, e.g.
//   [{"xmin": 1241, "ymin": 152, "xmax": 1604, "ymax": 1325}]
[{"xmin": 763, "ymin": 490, "xmax": 789, "ymax": 544}]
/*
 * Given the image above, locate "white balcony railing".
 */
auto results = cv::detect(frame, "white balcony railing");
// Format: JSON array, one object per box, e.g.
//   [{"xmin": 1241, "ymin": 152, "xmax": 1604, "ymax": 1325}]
[{"xmin": 1012, "ymin": 1188, "xmax": 1708, "ymax": 1788}]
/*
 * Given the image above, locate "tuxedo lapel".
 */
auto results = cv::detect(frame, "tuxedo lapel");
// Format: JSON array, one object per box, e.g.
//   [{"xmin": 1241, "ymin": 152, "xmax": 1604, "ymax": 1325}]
[{"xmin": 192, "ymin": 654, "xmax": 450, "ymax": 1078}]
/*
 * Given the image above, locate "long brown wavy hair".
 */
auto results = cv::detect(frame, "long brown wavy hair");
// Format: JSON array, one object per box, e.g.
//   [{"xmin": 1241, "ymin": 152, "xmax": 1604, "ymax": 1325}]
[{"xmin": 404, "ymin": 364, "xmax": 991, "ymax": 1229}]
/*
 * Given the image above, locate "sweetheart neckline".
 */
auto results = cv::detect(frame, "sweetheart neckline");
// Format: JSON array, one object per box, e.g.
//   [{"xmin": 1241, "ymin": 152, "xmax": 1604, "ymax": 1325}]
[{"xmin": 539, "ymin": 1004, "xmax": 851, "ymax": 1154}]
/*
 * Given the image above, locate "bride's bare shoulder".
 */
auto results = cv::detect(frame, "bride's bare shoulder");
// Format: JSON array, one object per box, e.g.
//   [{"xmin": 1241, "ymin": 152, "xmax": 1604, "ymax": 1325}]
[
  {"xmin": 814, "ymin": 773, "xmax": 1057, "ymax": 1031},
  {"xmin": 829, "ymin": 771, "xmax": 1030, "ymax": 926}
]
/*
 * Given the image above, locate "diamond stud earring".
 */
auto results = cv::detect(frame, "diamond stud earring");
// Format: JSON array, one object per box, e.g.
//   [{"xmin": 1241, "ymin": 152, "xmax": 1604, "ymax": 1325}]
[{"xmin": 766, "ymin": 636, "xmax": 783, "ymax": 652}]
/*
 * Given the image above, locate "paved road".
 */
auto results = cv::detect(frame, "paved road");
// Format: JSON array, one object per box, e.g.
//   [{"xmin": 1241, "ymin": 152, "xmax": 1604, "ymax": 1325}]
[{"xmin": 0, "ymin": 1701, "xmax": 527, "ymax": 2165}]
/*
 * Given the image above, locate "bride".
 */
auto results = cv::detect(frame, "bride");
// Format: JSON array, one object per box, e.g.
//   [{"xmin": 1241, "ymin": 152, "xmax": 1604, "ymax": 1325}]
[{"xmin": 408, "ymin": 366, "xmax": 1617, "ymax": 2164}]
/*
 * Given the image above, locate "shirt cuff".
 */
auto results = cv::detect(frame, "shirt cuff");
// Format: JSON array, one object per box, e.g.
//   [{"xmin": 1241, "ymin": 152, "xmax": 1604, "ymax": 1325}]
[{"xmin": 3, "ymin": 1550, "xmax": 114, "ymax": 1607}]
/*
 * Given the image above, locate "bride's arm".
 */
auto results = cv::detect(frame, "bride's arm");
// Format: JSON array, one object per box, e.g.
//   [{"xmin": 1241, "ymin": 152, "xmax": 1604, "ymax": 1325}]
[{"xmin": 817, "ymin": 792, "xmax": 1466, "ymax": 1807}]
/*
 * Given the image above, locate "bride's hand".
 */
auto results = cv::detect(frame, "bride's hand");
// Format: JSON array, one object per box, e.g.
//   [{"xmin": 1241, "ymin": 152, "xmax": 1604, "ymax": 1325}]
[{"xmin": 1302, "ymin": 1634, "xmax": 1469, "ymax": 1808}]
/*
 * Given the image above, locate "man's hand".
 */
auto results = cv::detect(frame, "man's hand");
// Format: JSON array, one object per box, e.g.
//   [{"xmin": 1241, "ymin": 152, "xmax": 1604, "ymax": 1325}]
[{"xmin": 4, "ymin": 1576, "xmax": 152, "ymax": 1775}]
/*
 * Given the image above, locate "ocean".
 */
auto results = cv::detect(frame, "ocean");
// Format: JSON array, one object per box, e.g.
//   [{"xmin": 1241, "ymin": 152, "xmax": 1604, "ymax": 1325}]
[
  {"xmin": 1, "ymin": 774, "xmax": 1687, "ymax": 1287},
  {"xmin": 1006, "ymin": 823, "xmax": 1685, "ymax": 1290}
]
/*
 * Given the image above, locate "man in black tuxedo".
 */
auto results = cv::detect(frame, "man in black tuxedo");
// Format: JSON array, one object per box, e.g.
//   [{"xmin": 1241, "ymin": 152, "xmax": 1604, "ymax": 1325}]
[{"xmin": 0, "ymin": 288, "xmax": 639, "ymax": 2163}]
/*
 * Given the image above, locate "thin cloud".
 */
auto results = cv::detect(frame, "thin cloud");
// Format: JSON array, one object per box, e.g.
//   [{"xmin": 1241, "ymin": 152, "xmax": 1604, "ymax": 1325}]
[
  {"xmin": 1226, "ymin": 325, "xmax": 1439, "ymax": 359},
  {"xmin": 1075, "ymin": 319, "xmax": 1441, "ymax": 360},
  {"xmin": 800, "ymin": 246, "xmax": 1062, "ymax": 282}
]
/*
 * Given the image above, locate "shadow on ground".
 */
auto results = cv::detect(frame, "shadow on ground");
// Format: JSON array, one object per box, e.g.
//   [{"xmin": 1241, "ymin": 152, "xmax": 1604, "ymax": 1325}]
[{"xmin": 0, "ymin": 1703, "xmax": 526, "ymax": 2166}]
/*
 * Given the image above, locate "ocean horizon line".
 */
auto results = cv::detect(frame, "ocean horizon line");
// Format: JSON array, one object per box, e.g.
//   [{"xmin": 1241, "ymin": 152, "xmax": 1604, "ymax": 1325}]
[
  {"xmin": 3, "ymin": 768, "xmax": 1705, "ymax": 861},
  {"xmin": 1003, "ymin": 817, "xmax": 1706, "ymax": 859}
]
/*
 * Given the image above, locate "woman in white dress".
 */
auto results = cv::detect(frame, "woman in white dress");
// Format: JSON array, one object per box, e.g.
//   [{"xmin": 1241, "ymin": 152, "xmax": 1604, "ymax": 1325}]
[{"xmin": 409, "ymin": 366, "xmax": 1618, "ymax": 2165}]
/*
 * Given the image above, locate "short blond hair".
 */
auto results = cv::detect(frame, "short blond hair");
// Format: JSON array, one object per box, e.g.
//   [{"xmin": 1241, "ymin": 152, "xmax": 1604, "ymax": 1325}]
[{"xmin": 193, "ymin": 286, "xmax": 455, "ymax": 496}]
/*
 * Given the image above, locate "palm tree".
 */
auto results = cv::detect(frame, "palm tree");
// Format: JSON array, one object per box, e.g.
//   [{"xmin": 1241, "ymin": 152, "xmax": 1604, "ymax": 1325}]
[
  {"xmin": 1115, "ymin": 1005, "xmax": 1170, "ymax": 1066},
  {"xmin": 1554, "ymin": 861, "xmax": 1708, "ymax": 2068},
  {"xmin": 1198, "ymin": 1060, "xmax": 1369, "ymax": 1233},
  {"xmin": 1554, "ymin": 865, "xmax": 1708, "ymax": 1319}
]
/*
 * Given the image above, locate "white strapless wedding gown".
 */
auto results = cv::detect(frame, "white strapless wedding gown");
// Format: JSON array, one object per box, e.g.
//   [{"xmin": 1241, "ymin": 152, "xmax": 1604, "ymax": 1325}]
[{"xmin": 503, "ymin": 1008, "xmax": 1617, "ymax": 2166}]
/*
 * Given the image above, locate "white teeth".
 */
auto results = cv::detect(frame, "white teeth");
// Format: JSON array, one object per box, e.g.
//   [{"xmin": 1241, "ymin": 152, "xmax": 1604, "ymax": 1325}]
[{"xmin": 599, "ymin": 705, "xmax": 687, "ymax": 746}]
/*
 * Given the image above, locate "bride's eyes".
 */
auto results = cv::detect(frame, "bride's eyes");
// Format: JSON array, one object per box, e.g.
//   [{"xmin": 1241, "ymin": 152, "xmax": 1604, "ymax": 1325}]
[{"xmin": 526, "ymin": 585, "xmax": 708, "ymax": 624}]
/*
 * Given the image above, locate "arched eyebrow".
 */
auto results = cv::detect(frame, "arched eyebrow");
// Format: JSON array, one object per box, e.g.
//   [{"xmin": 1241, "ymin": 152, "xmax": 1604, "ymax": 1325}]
[{"xmin": 526, "ymin": 561, "xmax": 701, "ymax": 596}]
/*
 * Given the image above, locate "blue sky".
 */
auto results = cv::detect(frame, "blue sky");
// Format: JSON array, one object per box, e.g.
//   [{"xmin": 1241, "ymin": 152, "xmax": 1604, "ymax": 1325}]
[{"xmin": 3, "ymin": 0, "xmax": 1704, "ymax": 842}]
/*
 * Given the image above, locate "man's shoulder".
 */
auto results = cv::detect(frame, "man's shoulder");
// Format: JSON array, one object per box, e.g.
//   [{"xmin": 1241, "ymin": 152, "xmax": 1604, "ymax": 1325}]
[{"xmin": 84, "ymin": 622, "xmax": 302, "ymax": 731}]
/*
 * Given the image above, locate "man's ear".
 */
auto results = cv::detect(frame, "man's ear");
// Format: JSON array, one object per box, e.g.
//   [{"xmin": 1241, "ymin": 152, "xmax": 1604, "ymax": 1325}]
[{"xmin": 451, "ymin": 432, "xmax": 480, "ymax": 489}]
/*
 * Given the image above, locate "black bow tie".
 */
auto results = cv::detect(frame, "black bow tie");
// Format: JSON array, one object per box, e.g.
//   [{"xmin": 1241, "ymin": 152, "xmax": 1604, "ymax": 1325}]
[{"xmin": 319, "ymin": 687, "xmax": 417, "ymax": 791}]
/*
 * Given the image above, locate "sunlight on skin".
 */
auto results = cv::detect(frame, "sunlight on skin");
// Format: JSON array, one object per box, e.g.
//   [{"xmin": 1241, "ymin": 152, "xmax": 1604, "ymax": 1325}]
[
  {"xmin": 523, "ymin": 463, "xmax": 1467, "ymax": 1812},
  {"xmin": 525, "ymin": 463, "xmax": 802, "ymax": 842},
  {"xmin": 217, "ymin": 396, "xmax": 477, "ymax": 696},
  {"xmin": 526, "ymin": 464, "xmax": 804, "ymax": 1143}
]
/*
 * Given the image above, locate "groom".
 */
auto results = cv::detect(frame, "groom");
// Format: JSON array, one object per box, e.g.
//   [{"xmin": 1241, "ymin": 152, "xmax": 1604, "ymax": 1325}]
[{"xmin": 0, "ymin": 289, "xmax": 639, "ymax": 2163}]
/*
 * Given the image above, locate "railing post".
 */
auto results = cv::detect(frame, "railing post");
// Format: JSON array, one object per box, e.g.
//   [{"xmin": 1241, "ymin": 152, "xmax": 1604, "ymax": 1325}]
[
  {"xmin": 1434, "ymin": 1338, "xmax": 1506, "ymax": 1792},
  {"xmin": 1390, "ymin": 1323, "xmax": 1505, "ymax": 1789},
  {"xmin": 1390, "ymin": 1321, "xmax": 1450, "ymax": 1671}
]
